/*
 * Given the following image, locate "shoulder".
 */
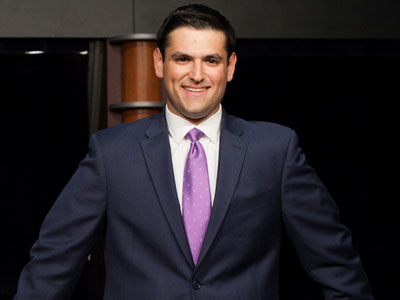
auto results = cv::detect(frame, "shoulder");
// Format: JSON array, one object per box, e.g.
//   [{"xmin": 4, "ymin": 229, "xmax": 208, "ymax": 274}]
[
  {"xmin": 91, "ymin": 112, "xmax": 165, "ymax": 149},
  {"xmin": 223, "ymin": 112, "xmax": 295, "ymax": 143},
  {"xmin": 223, "ymin": 112, "xmax": 300, "ymax": 166}
]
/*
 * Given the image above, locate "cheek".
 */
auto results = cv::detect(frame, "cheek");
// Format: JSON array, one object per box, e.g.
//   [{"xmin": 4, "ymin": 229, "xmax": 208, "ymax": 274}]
[
  {"xmin": 164, "ymin": 63, "xmax": 180, "ymax": 81},
  {"xmin": 165, "ymin": 70, "xmax": 185, "ymax": 88},
  {"xmin": 209, "ymin": 68, "xmax": 228, "ymax": 85}
]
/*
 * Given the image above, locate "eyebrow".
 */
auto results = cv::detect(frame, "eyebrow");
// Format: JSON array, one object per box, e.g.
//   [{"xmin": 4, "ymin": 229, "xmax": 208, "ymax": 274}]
[
  {"xmin": 171, "ymin": 52, "xmax": 224, "ymax": 61},
  {"xmin": 171, "ymin": 52, "xmax": 190, "ymax": 59},
  {"xmin": 205, "ymin": 54, "xmax": 224, "ymax": 61}
]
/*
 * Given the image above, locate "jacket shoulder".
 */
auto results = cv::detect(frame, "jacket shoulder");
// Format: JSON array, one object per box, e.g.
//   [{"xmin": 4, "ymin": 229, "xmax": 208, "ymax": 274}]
[
  {"xmin": 225, "ymin": 113, "xmax": 294, "ymax": 141},
  {"xmin": 94, "ymin": 113, "xmax": 163, "ymax": 144}
]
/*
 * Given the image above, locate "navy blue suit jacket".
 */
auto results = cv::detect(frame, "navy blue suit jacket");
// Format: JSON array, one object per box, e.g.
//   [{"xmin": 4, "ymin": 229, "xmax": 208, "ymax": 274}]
[{"xmin": 15, "ymin": 110, "xmax": 373, "ymax": 299}]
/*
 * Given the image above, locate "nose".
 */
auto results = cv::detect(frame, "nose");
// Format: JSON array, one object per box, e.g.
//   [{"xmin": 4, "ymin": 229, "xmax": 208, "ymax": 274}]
[{"xmin": 189, "ymin": 61, "xmax": 204, "ymax": 83}]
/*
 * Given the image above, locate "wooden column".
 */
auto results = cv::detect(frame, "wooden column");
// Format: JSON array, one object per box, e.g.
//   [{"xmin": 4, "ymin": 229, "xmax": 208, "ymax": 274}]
[{"xmin": 108, "ymin": 33, "xmax": 164, "ymax": 125}]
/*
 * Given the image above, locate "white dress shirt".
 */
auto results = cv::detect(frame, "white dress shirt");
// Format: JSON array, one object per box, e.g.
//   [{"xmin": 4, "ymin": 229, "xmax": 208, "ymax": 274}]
[{"xmin": 165, "ymin": 104, "xmax": 221, "ymax": 211}]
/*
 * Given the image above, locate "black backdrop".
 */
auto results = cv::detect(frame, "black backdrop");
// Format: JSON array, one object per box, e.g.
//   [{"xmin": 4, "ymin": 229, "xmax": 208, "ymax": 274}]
[
  {"xmin": 1, "ymin": 39, "xmax": 399, "ymax": 300},
  {"xmin": 1, "ymin": 39, "xmax": 90, "ymax": 299},
  {"xmin": 224, "ymin": 39, "xmax": 400, "ymax": 300}
]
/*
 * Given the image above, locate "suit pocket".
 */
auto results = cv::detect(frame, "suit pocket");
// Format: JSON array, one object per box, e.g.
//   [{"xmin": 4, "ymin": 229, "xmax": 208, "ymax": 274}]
[{"xmin": 226, "ymin": 191, "xmax": 274, "ymax": 216}]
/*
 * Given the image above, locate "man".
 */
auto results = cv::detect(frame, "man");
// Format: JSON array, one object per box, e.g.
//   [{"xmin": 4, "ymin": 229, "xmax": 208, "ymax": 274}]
[{"xmin": 15, "ymin": 4, "xmax": 374, "ymax": 300}]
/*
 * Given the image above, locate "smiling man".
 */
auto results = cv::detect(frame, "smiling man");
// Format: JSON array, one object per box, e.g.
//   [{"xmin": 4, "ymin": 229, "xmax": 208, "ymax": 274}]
[
  {"xmin": 14, "ymin": 4, "xmax": 374, "ymax": 300},
  {"xmin": 154, "ymin": 26, "xmax": 236, "ymax": 124}
]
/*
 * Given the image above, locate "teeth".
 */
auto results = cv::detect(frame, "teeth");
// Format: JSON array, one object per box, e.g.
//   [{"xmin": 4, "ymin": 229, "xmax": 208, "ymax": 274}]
[{"xmin": 184, "ymin": 87, "xmax": 207, "ymax": 92}]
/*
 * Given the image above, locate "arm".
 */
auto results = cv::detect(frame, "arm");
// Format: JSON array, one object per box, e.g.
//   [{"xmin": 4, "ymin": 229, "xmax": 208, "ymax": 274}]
[
  {"xmin": 14, "ymin": 134, "xmax": 107, "ymax": 300},
  {"xmin": 281, "ymin": 130, "xmax": 373, "ymax": 299}
]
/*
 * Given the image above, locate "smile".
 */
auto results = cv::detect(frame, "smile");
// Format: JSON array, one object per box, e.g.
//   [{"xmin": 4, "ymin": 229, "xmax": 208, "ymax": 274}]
[{"xmin": 183, "ymin": 87, "xmax": 209, "ymax": 92}]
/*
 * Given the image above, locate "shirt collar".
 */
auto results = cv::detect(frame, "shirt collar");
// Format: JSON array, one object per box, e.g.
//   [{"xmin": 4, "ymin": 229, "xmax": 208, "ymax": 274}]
[{"xmin": 165, "ymin": 104, "xmax": 222, "ymax": 144}]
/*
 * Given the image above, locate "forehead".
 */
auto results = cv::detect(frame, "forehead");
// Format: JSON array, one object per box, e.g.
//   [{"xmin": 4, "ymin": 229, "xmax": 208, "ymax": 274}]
[{"xmin": 165, "ymin": 27, "xmax": 227, "ymax": 57}]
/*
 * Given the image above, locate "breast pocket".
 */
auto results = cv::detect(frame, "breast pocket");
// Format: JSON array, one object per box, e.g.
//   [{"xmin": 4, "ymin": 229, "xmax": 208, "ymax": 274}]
[{"xmin": 226, "ymin": 191, "xmax": 275, "ymax": 216}]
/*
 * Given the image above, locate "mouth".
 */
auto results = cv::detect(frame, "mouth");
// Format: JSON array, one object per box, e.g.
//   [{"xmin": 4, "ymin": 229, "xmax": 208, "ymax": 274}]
[{"xmin": 182, "ymin": 86, "xmax": 210, "ymax": 93}]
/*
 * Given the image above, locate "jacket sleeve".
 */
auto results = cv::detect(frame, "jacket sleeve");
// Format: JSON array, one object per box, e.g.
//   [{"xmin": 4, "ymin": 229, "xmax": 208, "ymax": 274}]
[
  {"xmin": 281, "ymin": 130, "xmax": 374, "ymax": 300},
  {"xmin": 14, "ymin": 134, "xmax": 107, "ymax": 300}
]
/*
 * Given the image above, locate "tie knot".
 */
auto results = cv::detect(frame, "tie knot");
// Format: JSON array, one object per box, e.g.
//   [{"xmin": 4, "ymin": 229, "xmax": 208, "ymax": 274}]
[{"xmin": 185, "ymin": 128, "xmax": 204, "ymax": 142}]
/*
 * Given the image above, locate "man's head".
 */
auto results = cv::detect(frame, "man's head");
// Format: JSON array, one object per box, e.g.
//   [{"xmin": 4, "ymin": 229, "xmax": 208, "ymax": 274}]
[
  {"xmin": 156, "ymin": 4, "xmax": 236, "ymax": 61},
  {"xmin": 154, "ymin": 4, "xmax": 237, "ymax": 124}
]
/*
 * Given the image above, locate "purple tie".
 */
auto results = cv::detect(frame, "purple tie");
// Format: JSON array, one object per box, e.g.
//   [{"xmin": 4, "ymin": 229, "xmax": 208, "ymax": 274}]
[{"xmin": 182, "ymin": 128, "xmax": 212, "ymax": 265}]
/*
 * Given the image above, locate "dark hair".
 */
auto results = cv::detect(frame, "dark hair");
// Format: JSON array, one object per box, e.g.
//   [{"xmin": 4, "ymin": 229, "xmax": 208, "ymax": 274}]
[{"xmin": 156, "ymin": 4, "xmax": 236, "ymax": 60}]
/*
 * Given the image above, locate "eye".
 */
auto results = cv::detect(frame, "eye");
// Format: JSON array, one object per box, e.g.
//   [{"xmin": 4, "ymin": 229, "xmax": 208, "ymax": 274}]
[
  {"xmin": 206, "ymin": 57, "xmax": 221, "ymax": 65},
  {"xmin": 175, "ymin": 56, "xmax": 189, "ymax": 62}
]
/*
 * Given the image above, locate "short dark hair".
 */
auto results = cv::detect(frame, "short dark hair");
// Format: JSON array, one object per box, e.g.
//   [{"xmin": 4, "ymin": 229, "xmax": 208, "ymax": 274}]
[{"xmin": 156, "ymin": 4, "xmax": 236, "ymax": 60}]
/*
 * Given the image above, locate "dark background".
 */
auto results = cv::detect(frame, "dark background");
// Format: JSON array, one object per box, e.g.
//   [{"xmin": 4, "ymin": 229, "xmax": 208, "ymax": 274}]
[{"xmin": 1, "ymin": 38, "xmax": 399, "ymax": 299}]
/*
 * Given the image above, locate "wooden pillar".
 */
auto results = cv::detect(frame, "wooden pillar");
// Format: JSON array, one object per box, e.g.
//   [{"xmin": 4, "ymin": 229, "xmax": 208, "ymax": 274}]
[{"xmin": 107, "ymin": 33, "xmax": 164, "ymax": 125}]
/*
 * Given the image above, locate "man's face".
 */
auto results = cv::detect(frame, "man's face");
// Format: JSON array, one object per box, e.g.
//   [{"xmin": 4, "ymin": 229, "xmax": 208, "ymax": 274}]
[{"xmin": 154, "ymin": 27, "xmax": 237, "ymax": 124}]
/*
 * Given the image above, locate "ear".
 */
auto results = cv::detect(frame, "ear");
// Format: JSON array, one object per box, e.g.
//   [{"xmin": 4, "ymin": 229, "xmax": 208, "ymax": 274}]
[
  {"xmin": 227, "ymin": 52, "xmax": 237, "ymax": 82},
  {"xmin": 153, "ymin": 48, "xmax": 164, "ymax": 79}
]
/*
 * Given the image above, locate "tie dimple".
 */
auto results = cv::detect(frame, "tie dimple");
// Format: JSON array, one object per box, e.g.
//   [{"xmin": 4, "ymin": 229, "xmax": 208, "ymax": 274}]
[{"xmin": 182, "ymin": 128, "xmax": 212, "ymax": 265}]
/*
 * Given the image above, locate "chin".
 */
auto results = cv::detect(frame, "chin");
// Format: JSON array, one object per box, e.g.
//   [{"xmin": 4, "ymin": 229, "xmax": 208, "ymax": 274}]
[
  {"xmin": 185, "ymin": 112, "xmax": 207, "ymax": 121},
  {"xmin": 184, "ymin": 110, "xmax": 215, "ymax": 123}
]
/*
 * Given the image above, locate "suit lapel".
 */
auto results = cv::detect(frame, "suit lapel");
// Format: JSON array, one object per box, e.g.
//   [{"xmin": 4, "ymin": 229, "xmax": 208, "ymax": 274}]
[
  {"xmin": 197, "ymin": 113, "xmax": 249, "ymax": 266},
  {"xmin": 140, "ymin": 112, "xmax": 249, "ymax": 268},
  {"xmin": 140, "ymin": 113, "xmax": 194, "ymax": 267}
]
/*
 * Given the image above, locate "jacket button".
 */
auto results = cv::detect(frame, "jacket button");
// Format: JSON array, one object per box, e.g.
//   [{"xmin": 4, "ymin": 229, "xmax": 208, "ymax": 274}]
[{"xmin": 192, "ymin": 280, "xmax": 201, "ymax": 290}]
